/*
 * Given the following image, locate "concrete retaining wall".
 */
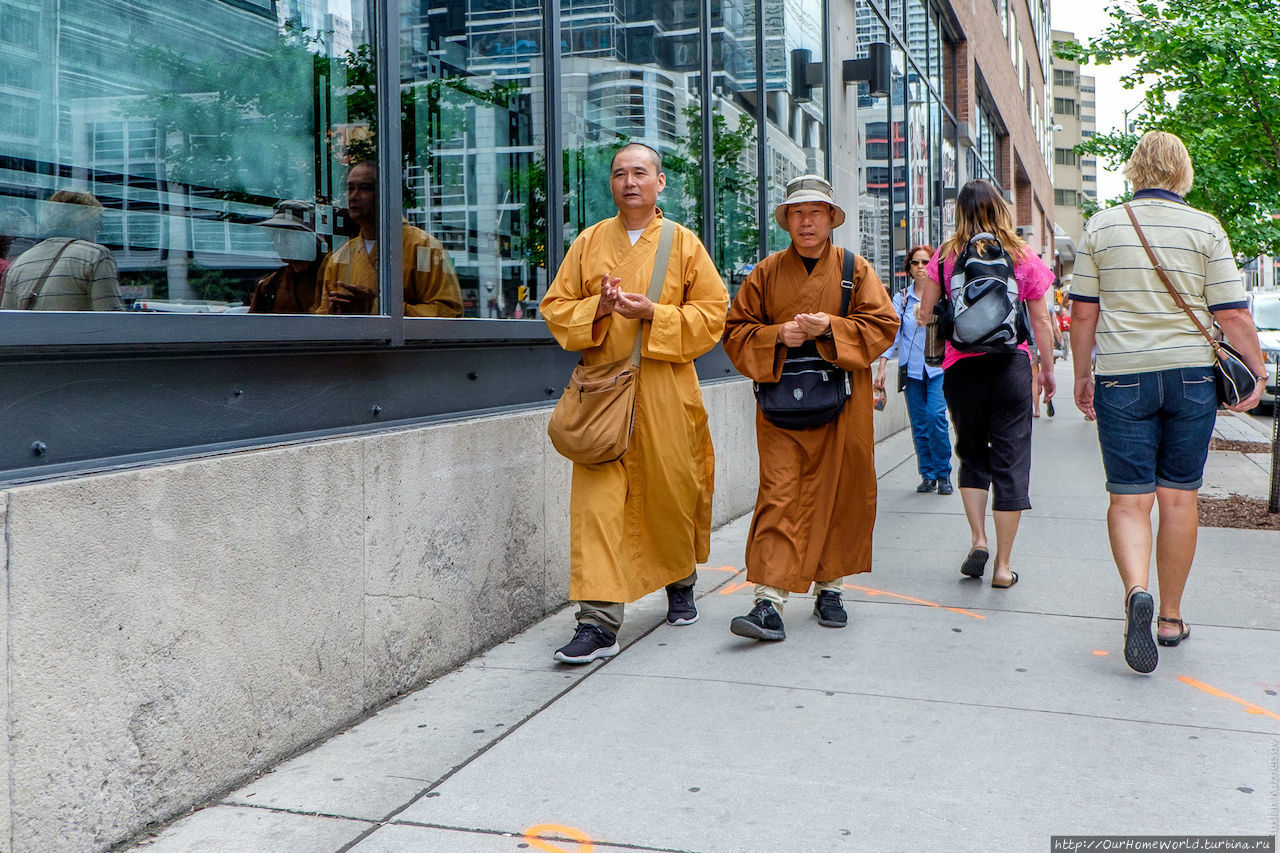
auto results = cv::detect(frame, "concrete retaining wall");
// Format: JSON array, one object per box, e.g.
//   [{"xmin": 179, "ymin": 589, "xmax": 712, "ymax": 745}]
[{"xmin": 0, "ymin": 373, "xmax": 907, "ymax": 852}]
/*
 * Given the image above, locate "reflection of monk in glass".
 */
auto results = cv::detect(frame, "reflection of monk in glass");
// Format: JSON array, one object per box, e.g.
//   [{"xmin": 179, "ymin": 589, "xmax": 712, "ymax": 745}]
[
  {"xmin": 249, "ymin": 200, "xmax": 325, "ymax": 314},
  {"xmin": 317, "ymin": 161, "xmax": 462, "ymax": 317},
  {"xmin": 0, "ymin": 191, "xmax": 123, "ymax": 311}
]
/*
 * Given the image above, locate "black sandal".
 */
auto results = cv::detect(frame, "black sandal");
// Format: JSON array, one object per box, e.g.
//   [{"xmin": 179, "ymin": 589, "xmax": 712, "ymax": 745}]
[
  {"xmin": 960, "ymin": 548, "xmax": 989, "ymax": 578},
  {"xmin": 1156, "ymin": 616, "xmax": 1191, "ymax": 647},
  {"xmin": 1123, "ymin": 587, "xmax": 1158, "ymax": 673}
]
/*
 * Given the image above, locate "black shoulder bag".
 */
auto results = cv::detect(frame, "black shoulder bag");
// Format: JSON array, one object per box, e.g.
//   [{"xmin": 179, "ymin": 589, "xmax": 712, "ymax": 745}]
[{"xmin": 753, "ymin": 249, "xmax": 856, "ymax": 430}]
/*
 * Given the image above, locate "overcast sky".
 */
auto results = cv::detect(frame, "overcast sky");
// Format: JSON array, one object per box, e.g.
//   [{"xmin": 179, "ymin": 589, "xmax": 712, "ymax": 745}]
[{"xmin": 1050, "ymin": 0, "xmax": 1148, "ymax": 199}]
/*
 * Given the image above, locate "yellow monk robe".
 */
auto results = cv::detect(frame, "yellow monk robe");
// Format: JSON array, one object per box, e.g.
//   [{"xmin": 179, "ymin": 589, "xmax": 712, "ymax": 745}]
[
  {"xmin": 541, "ymin": 211, "xmax": 728, "ymax": 603},
  {"xmin": 317, "ymin": 222, "xmax": 463, "ymax": 317},
  {"xmin": 723, "ymin": 245, "xmax": 899, "ymax": 592}
]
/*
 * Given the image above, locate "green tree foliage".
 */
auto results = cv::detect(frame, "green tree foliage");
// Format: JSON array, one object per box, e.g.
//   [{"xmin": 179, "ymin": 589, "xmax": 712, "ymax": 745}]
[{"xmin": 1057, "ymin": 0, "xmax": 1280, "ymax": 257}]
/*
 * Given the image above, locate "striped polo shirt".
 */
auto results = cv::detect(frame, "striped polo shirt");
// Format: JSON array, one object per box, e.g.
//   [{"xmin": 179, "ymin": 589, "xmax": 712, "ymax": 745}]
[{"xmin": 1070, "ymin": 190, "xmax": 1246, "ymax": 375}]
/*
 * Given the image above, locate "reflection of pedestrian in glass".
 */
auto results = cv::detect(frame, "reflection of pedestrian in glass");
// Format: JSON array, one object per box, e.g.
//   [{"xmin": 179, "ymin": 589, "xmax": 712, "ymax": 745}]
[
  {"xmin": 249, "ymin": 200, "xmax": 326, "ymax": 314},
  {"xmin": 0, "ymin": 207, "xmax": 37, "ymax": 301},
  {"xmin": 317, "ymin": 161, "xmax": 463, "ymax": 317},
  {"xmin": 0, "ymin": 191, "xmax": 123, "ymax": 311},
  {"xmin": 875, "ymin": 244, "xmax": 953, "ymax": 495}
]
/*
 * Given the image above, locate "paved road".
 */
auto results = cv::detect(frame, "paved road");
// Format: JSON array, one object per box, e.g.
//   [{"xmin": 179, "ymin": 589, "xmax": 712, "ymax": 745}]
[{"xmin": 132, "ymin": 413, "xmax": 1280, "ymax": 853}]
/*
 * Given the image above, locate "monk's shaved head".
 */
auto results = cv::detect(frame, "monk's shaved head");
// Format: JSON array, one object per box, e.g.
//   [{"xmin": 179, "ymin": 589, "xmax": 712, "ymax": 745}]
[{"xmin": 611, "ymin": 143, "xmax": 662, "ymax": 173}]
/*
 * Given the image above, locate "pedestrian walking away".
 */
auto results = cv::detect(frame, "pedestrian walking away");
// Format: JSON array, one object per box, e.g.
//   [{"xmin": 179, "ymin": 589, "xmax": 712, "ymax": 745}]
[
  {"xmin": 541, "ymin": 142, "xmax": 729, "ymax": 664},
  {"xmin": 1069, "ymin": 131, "xmax": 1266, "ymax": 673},
  {"xmin": 722, "ymin": 175, "xmax": 899, "ymax": 641},
  {"xmin": 875, "ymin": 244, "xmax": 954, "ymax": 495},
  {"xmin": 915, "ymin": 179, "xmax": 1058, "ymax": 590}
]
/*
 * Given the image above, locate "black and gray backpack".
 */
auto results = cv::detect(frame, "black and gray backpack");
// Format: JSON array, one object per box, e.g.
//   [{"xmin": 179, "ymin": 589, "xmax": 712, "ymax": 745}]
[{"xmin": 945, "ymin": 232, "xmax": 1029, "ymax": 353}]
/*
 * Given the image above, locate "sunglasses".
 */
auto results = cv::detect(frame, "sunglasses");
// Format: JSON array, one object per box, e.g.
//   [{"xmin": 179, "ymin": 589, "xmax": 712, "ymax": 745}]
[{"xmin": 909, "ymin": 259, "xmax": 928, "ymax": 266}]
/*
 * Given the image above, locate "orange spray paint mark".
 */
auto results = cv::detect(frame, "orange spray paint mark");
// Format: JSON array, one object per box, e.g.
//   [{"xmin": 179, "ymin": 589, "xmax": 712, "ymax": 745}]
[
  {"xmin": 1179, "ymin": 677, "xmax": 1280, "ymax": 723},
  {"xmin": 1092, "ymin": 650, "xmax": 1109, "ymax": 656},
  {"xmin": 843, "ymin": 583, "xmax": 986, "ymax": 620},
  {"xmin": 523, "ymin": 824, "xmax": 595, "ymax": 852},
  {"xmin": 718, "ymin": 581, "xmax": 751, "ymax": 595},
  {"xmin": 698, "ymin": 565, "xmax": 741, "ymax": 574}
]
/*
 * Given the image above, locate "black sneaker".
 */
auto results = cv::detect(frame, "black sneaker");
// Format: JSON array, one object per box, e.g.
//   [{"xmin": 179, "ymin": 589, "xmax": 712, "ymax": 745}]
[
  {"xmin": 936, "ymin": 477, "xmax": 954, "ymax": 496},
  {"xmin": 665, "ymin": 583, "xmax": 699, "ymax": 625},
  {"xmin": 813, "ymin": 590, "xmax": 848, "ymax": 627},
  {"xmin": 916, "ymin": 478, "xmax": 937, "ymax": 493},
  {"xmin": 730, "ymin": 600, "xmax": 786, "ymax": 641},
  {"xmin": 553, "ymin": 623, "xmax": 620, "ymax": 665}
]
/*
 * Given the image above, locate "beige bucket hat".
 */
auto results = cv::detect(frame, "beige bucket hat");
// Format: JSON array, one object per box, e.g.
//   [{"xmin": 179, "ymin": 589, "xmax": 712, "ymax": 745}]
[{"xmin": 773, "ymin": 174, "xmax": 846, "ymax": 229}]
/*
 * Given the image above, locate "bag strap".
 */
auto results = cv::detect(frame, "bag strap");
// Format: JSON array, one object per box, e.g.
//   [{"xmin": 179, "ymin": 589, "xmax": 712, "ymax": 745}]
[
  {"xmin": 838, "ymin": 247, "xmax": 856, "ymax": 318},
  {"xmin": 631, "ymin": 217, "xmax": 676, "ymax": 368},
  {"xmin": 20, "ymin": 238, "xmax": 78, "ymax": 309},
  {"xmin": 1122, "ymin": 202, "xmax": 1222, "ymax": 355}
]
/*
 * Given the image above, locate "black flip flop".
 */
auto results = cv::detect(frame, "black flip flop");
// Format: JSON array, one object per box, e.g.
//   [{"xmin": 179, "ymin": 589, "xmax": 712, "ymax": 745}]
[
  {"xmin": 1123, "ymin": 589, "xmax": 1158, "ymax": 673},
  {"xmin": 960, "ymin": 549, "xmax": 989, "ymax": 578}
]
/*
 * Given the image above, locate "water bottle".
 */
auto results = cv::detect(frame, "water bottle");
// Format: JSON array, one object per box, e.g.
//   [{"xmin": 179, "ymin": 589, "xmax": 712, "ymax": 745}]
[{"xmin": 923, "ymin": 313, "xmax": 945, "ymax": 367}]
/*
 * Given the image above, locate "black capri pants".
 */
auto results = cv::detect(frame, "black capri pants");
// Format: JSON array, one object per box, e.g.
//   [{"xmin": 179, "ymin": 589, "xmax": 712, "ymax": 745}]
[{"xmin": 942, "ymin": 353, "xmax": 1034, "ymax": 511}]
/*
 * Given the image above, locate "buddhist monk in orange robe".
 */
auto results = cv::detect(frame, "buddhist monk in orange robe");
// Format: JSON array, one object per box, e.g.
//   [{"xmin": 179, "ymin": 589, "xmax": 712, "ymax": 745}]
[
  {"xmin": 723, "ymin": 175, "xmax": 899, "ymax": 641},
  {"xmin": 541, "ymin": 143, "xmax": 728, "ymax": 664}
]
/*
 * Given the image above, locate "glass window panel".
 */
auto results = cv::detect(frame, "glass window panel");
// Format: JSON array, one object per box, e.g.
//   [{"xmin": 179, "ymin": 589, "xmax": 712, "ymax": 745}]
[
  {"xmin": 941, "ymin": 115, "xmax": 957, "ymax": 235},
  {"xmin": 713, "ymin": 0, "xmax": 760, "ymax": 295},
  {"xmin": 927, "ymin": 7, "xmax": 942, "ymax": 94},
  {"xmin": 562, "ymin": 0, "xmax": 700, "ymax": 255},
  {"xmin": 763, "ymin": 0, "xmax": 826, "ymax": 252},
  {"xmin": 400, "ymin": 2, "xmax": 542, "ymax": 320},
  {"xmin": 907, "ymin": 71, "xmax": 929, "ymax": 258},
  {"xmin": 0, "ymin": 1, "xmax": 378, "ymax": 317},
  {"xmin": 854, "ymin": 7, "xmax": 891, "ymax": 284},
  {"xmin": 890, "ymin": 46, "xmax": 908, "ymax": 292}
]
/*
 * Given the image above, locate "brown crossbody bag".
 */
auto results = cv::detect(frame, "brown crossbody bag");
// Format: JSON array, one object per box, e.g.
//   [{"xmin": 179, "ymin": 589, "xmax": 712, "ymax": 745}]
[
  {"xmin": 1122, "ymin": 203, "xmax": 1259, "ymax": 407},
  {"xmin": 547, "ymin": 218, "xmax": 675, "ymax": 464}
]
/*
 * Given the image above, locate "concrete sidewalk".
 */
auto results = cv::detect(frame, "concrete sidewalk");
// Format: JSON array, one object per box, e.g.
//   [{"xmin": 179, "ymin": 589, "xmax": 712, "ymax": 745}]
[{"xmin": 131, "ymin": 410, "xmax": 1280, "ymax": 852}]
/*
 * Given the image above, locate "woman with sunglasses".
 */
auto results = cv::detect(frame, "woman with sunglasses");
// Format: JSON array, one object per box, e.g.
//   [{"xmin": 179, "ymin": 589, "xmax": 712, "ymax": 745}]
[{"xmin": 875, "ymin": 245, "xmax": 953, "ymax": 494}]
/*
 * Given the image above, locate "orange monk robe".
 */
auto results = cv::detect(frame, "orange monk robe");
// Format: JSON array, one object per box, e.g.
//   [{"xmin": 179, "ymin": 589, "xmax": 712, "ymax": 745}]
[
  {"xmin": 541, "ymin": 211, "xmax": 728, "ymax": 603},
  {"xmin": 317, "ymin": 222, "xmax": 463, "ymax": 317},
  {"xmin": 723, "ymin": 245, "xmax": 899, "ymax": 593}
]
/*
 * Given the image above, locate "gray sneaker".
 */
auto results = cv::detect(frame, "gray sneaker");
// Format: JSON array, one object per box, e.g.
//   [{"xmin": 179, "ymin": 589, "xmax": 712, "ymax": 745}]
[{"xmin": 730, "ymin": 600, "xmax": 786, "ymax": 641}]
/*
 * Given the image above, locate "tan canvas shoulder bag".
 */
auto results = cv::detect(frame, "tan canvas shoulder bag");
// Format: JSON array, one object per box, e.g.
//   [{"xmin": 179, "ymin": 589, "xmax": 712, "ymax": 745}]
[{"xmin": 547, "ymin": 218, "xmax": 676, "ymax": 464}]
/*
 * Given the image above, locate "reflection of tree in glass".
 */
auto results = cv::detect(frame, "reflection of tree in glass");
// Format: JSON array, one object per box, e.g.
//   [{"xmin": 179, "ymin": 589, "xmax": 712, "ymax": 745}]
[
  {"xmin": 667, "ymin": 105, "xmax": 759, "ymax": 274},
  {"xmin": 126, "ymin": 24, "xmax": 330, "ymax": 203}
]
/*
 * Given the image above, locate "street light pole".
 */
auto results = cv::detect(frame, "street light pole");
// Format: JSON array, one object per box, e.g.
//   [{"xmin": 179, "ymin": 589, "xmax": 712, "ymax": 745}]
[{"xmin": 1120, "ymin": 100, "xmax": 1144, "ymax": 194}]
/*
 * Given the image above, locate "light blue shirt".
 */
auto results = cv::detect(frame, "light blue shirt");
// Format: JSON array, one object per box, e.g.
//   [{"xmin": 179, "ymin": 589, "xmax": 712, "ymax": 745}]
[{"xmin": 880, "ymin": 283, "xmax": 943, "ymax": 380}]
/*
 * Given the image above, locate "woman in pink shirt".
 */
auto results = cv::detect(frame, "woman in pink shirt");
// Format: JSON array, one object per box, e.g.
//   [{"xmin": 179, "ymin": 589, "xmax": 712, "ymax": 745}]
[{"xmin": 916, "ymin": 180, "xmax": 1058, "ymax": 589}]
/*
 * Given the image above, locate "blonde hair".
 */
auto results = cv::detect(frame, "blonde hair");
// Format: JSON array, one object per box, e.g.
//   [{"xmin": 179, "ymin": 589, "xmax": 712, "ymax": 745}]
[
  {"xmin": 938, "ymin": 180, "xmax": 1028, "ymax": 262},
  {"xmin": 1123, "ymin": 131, "xmax": 1193, "ymax": 195},
  {"xmin": 42, "ymin": 190, "xmax": 104, "ymax": 240}
]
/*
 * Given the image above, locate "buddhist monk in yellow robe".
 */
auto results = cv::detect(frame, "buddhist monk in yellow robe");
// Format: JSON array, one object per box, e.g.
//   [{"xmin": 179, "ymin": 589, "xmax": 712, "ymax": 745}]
[
  {"xmin": 723, "ymin": 175, "xmax": 899, "ymax": 641},
  {"xmin": 317, "ymin": 160, "xmax": 463, "ymax": 317},
  {"xmin": 541, "ymin": 143, "xmax": 728, "ymax": 664}
]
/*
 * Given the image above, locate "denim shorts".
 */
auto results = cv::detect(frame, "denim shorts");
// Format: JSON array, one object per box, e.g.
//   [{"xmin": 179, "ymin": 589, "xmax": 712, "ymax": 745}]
[{"xmin": 1093, "ymin": 367, "xmax": 1217, "ymax": 494}]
